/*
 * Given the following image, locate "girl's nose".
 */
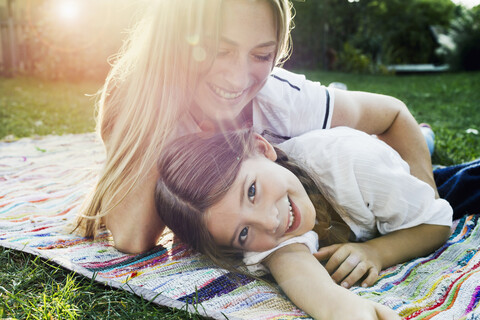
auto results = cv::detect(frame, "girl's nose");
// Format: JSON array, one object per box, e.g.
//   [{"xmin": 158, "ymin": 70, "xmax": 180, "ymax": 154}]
[{"xmin": 256, "ymin": 207, "xmax": 280, "ymax": 234}]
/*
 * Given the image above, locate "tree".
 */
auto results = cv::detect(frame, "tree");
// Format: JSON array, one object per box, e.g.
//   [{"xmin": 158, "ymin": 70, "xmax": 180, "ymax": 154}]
[
  {"xmin": 286, "ymin": 0, "xmax": 456, "ymax": 70},
  {"xmin": 440, "ymin": 5, "xmax": 480, "ymax": 71},
  {"xmin": 365, "ymin": 0, "xmax": 455, "ymax": 64}
]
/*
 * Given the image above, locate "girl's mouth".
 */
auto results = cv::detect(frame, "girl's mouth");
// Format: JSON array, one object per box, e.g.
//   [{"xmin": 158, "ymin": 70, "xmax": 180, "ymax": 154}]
[{"xmin": 286, "ymin": 197, "xmax": 301, "ymax": 233}]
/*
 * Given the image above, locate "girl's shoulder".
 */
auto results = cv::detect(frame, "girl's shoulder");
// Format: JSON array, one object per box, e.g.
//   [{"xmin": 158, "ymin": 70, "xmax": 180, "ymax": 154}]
[
  {"xmin": 279, "ymin": 127, "xmax": 407, "ymax": 170},
  {"xmin": 279, "ymin": 127, "xmax": 374, "ymax": 152}
]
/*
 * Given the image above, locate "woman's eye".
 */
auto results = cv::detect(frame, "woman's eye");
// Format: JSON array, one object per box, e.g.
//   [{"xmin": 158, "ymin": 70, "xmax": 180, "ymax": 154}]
[
  {"xmin": 217, "ymin": 49, "xmax": 229, "ymax": 57},
  {"xmin": 247, "ymin": 182, "xmax": 256, "ymax": 202},
  {"xmin": 254, "ymin": 53, "xmax": 273, "ymax": 62},
  {"xmin": 239, "ymin": 227, "xmax": 249, "ymax": 244}
]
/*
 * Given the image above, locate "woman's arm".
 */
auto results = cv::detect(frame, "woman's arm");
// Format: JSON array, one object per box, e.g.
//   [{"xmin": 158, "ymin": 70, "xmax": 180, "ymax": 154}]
[
  {"xmin": 104, "ymin": 165, "xmax": 165, "ymax": 254},
  {"xmin": 314, "ymin": 224, "xmax": 451, "ymax": 288},
  {"xmin": 331, "ymin": 89, "xmax": 438, "ymax": 197},
  {"xmin": 264, "ymin": 243, "xmax": 401, "ymax": 320}
]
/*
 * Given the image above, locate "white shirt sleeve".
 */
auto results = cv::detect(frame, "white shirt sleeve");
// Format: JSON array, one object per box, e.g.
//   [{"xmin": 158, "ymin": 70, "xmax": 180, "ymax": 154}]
[
  {"xmin": 252, "ymin": 68, "xmax": 334, "ymax": 143},
  {"xmin": 347, "ymin": 135, "xmax": 453, "ymax": 239},
  {"xmin": 278, "ymin": 127, "xmax": 453, "ymax": 241},
  {"xmin": 243, "ymin": 231, "xmax": 319, "ymax": 273}
]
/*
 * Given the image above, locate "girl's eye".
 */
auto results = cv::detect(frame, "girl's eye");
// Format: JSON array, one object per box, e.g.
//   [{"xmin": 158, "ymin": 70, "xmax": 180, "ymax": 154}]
[
  {"xmin": 239, "ymin": 227, "xmax": 249, "ymax": 245},
  {"xmin": 247, "ymin": 182, "xmax": 256, "ymax": 202}
]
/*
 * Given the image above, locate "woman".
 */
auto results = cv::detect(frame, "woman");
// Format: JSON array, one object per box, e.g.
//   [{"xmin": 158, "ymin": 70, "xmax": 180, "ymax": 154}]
[{"xmin": 75, "ymin": 0, "xmax": 436, "ymax": 254}]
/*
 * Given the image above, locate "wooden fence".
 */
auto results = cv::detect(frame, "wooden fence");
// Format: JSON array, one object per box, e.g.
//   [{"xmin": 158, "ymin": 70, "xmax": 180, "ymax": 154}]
[
  {"xmin": 0, "ymin": 0, "xmax": 32, "ymax": 77},
  {"xmin": 0, "ymin": 0, "xmax": 143, "ymax": 80}
]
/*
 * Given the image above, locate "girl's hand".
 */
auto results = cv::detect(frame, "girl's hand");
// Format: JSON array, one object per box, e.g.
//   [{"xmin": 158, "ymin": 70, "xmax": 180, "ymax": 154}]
[
  {"xmin": 266, "ymin": 243, "xmax": 399, "ymax": 320},
  {"xmin": 328, "ymin": 286, "xmax": 400, "ymax": 320},
  {"xmin": 314, "ymin": 242, "xmax": 381, "ymax": 288}
]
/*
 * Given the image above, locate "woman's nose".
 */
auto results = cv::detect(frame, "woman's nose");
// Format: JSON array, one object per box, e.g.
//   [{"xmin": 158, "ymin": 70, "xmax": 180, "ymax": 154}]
[{"xmin": 223, "ymin": 55, "xmax": 249, "ymax": 89}]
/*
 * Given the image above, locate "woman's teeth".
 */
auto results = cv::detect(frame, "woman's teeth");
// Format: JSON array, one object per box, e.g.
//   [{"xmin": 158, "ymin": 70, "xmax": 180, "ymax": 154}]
[
  {"xmin": 287, "ymin": 198, "xmax": 294, "ymax": 229},
  {"xmin": 210, "ymin": 84, "xmax": 243, "ymax": 100}
]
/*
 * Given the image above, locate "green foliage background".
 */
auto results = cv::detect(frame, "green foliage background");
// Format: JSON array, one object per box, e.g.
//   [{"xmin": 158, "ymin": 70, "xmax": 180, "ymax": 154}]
[{"xmin": 285, "ymin": 0, "xmax": 476, "ymax": 71}]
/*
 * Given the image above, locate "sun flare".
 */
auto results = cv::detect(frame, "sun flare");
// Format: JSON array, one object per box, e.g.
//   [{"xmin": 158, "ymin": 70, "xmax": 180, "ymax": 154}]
[{"xmin": 57, "ymin": 0, "xmax": 80, "ymax": 21}]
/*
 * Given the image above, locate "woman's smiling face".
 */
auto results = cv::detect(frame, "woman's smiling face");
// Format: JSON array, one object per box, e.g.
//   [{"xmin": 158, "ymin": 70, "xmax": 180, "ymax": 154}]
[
  {"xmin": 205, "ymin": 154, "xmax": 316, "ymax": 253},
  {"xmin": 192, "ymin": 0, "xmax": 277, "ymax": 123}
]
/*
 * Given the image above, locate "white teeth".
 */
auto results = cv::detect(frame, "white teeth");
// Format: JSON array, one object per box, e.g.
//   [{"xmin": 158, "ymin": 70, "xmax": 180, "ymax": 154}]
[
  {"xmin": 210, "ymin": 84, "xmax": 243, "ymax": 100},
  {"xmin": 287, "ymin": 198, "xmax": 294, "ymax": 229}
]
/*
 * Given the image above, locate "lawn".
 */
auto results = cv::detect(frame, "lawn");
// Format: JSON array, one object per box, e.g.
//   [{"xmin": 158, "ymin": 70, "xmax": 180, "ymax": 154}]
[
  {"xmin": 2, "ymin": 71, "xmax": 479, "ymax": 165},
  {"xmin": 0, "ymin": 77, "xmax": 100, "ymax": 139},
  {"xmin": 299, "ymin": 70, "xmax": 480, "ymax": 165},
  {"xmin": 1, "ymin": 71, "xmax": 479, "ymax": 319}
]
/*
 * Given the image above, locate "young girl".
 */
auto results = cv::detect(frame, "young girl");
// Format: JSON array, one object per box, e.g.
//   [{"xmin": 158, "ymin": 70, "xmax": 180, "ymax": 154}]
[
  {"xmin": 76, "ymin": 0, "xmax": 437, "ymax": 254},
  {"xmin": 155, "ymin": 127, "xmax": 452, "ymax": 320}
]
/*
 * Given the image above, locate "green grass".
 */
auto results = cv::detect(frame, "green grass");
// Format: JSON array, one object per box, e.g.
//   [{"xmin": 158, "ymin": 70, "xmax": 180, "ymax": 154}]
[
  {"xmin": 300, "ymin": 70, "xmax": 480, "ymax": 165},
  {"xmin": 0, "ymin": 248, "xmax": 206, "ymax": 319},
  {"xmin": 0, "ymin": 77, "xmax": 100, "ymax": 139},
  {"xmin": 1, "ymin": 71, "xmax": 479, "ymax": 319},
  {"xmin": 2, "ymin": 72, "xmax": 479, "ymax": 164}
]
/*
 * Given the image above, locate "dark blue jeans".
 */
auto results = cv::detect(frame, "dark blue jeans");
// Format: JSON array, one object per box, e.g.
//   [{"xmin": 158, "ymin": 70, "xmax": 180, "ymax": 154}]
[{"xmin": 434, "ymin": 159, "xmax": 480, "ymax": 220}]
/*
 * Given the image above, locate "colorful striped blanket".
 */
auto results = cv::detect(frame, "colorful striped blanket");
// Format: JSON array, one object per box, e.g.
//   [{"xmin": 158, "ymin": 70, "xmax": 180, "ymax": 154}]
[{"xmin": 1, "ymin": 133, "xmax": 479, "ymax": 320}]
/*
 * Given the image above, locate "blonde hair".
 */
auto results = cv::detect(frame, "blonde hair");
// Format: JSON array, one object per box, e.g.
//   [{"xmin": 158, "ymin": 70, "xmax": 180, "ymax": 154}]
[{"xmin": 76, "ymin": 0, "xmax": 294, "ymax": 238}]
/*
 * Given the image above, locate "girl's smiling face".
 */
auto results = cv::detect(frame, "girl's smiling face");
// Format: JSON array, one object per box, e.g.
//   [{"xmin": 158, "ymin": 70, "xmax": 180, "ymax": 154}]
[
  {"xmin": 205, "ymin": 153, "xmax": 316, "ymax": 253},
  {"xmin": 192, "ymin": 0, "xmax": 277, "ymax": 124}
]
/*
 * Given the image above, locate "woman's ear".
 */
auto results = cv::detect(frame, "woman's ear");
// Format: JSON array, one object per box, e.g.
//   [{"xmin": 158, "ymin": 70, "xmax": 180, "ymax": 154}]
[{"xmin": 253, "ymin": 133, "xmax": 277, "ymax": 161}]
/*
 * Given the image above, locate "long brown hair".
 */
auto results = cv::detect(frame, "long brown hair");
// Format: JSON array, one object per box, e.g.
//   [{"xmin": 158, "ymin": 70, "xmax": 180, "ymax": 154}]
[{"xmin": 155, "ymin": 129, "xmax": 350, "ymax": 270}]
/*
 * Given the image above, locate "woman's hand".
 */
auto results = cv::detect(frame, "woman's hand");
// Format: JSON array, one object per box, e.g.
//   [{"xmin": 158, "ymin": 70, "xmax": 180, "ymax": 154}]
[{"xmin": 314, "ymin": 242, "xmax": 381, "ymax": 288}]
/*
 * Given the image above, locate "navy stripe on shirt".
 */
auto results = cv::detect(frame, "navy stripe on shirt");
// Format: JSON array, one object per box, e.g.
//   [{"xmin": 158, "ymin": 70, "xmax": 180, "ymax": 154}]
[
  {"xmin": 270, "ymin": 72, "xmax": 330, "ymax": 130},
  {"xmin": 322, "ymin": 89, "xmax": 331, "ymax": 129},
  {"xmin": 271, "ymin": 74, "xmax": 301, "ymax": 91}
]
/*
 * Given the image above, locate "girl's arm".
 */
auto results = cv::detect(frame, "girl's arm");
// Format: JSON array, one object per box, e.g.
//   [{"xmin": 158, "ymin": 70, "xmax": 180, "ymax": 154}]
[
  {"xmin": 331, "ymin": 89, "xmax": 438, "ymax": 197},
  {"xmin": 264, "ymin": 243, "xmax": 401, "ymax": 320},
  {"xmin": 314, "ymin": 224, "xmax": 451, "ymax": 288},
  {"xmin": 310, "ymin": 127, "xmax": 452, "ymax": 288}
]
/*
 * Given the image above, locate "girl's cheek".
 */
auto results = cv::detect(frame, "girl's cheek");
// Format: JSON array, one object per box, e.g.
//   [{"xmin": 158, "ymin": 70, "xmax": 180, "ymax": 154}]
[{"xmin": 252, "ymin": 235, "xmax": 278, "ymax": 252}]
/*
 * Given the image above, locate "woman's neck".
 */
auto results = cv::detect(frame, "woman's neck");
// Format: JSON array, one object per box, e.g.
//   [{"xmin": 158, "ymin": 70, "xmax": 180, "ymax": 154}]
[{"xmin": 189, "ymin": 102, "xmax": 253, "ymax": 133}]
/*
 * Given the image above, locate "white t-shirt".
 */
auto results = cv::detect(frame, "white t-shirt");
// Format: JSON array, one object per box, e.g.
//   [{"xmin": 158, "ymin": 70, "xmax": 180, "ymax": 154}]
[
  {"xmin": 244, "ymin": 127, "xmax": 453, "ymax": 271},
  {"xmin": 176, "ymin": 68, "xmax": 334, "ymax": 140},
  {"xmin": 252, "ymin": 67, "xmax": 334, "ymax": 142}
]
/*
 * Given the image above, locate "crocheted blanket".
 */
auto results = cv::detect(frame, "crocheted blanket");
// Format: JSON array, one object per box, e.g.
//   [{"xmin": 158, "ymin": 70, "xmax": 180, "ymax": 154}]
[{"xmin": 1, "ymin": 133, "xmax": 479, "ymax": 320}]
